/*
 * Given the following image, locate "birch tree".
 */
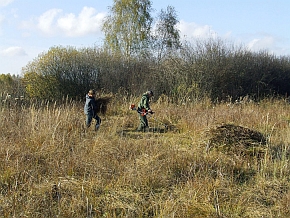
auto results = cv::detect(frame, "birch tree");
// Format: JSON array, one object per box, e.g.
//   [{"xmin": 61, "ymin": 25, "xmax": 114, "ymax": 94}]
[{"xmin": 102, "ymin": 0, "xmax": 153, "ymax": 58}]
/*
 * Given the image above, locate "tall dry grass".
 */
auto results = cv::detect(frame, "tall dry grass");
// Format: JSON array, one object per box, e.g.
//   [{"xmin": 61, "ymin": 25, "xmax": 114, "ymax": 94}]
[{"xmin": 1, "ymin": 96, "xmax": 290, "ymax": 217}]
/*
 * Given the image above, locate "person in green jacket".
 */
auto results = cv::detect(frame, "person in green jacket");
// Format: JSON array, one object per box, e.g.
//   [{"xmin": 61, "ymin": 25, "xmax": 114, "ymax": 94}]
[{"xmin": 137, "ymin": 90, "xmax": 154, "ymax": 131}]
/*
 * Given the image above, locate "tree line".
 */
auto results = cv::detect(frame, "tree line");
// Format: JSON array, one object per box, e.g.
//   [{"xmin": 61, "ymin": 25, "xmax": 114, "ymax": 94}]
[{"xmin": 2, "ymin": 0, "xmax": 290, "ymax": 103}]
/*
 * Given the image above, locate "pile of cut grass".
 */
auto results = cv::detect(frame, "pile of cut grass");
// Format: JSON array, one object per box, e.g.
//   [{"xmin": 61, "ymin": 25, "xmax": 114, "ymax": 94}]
[{"xmin": 208, "ymin": 123, "xmax": 267, "ymax": 156}]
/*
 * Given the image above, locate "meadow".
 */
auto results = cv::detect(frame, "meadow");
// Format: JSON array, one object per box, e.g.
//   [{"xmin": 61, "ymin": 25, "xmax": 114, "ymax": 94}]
[{"xmin": 1, "ymin": 95, "xmax": 290, "ymax": 217}]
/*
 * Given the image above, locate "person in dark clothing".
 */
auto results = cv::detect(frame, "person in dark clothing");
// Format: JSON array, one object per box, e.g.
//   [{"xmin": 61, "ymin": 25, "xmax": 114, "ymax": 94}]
[
  {"xmin": 137, "ymin": 90, "xmax": 154, "ymax": 131},
  {"xmin": 84, "ymin": 89, "xmax": 101, "ymax": 131}
]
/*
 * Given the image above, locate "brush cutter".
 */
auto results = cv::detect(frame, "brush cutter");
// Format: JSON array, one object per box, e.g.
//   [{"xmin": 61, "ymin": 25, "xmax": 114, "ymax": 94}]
[
  {"xmin": 129, "ymin": 103, "xmax": 169, "ymax": 129},
  {"xmin": 129, "ymin": 104, "xmax": 136, "ymax": 110},
  {"xmin": 129, "ymin": 104, "xmax": 154, "ymax": 116}
]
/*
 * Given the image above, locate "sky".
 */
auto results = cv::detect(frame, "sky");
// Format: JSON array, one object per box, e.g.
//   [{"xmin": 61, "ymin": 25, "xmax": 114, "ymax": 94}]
[{"xmin": 1, "ymin": 0, "xmax": 290, "ymax": 76}]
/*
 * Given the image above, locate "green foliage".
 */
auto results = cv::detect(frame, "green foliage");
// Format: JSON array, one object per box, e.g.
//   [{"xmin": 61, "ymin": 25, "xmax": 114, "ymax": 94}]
[
  {"xmin": 0, "ymin": 74, "xmax": 13, "ymax": 94},
  {"xmin": 23, "ymin": 72, "xmax": 60, "ymax": 99},
  {"xmin": 102, "ymin": 0, "xmax": 153, "ymax": 58},
  {"xmin": 22, "ymin": 46, "xmax": 100, "ymax": 100},
  {"xmin": 0, "ymin": 74, "xmax": 13, "ymax": 85},
  {"xmin": 0, "ymin": 74, "xmax": 24, "ymax": 97}
]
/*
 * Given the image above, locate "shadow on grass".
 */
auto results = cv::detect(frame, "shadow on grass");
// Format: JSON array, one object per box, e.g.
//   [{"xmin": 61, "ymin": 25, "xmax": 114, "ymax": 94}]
[{"xmin": 117, "ymin": 127, "xmax": 168, "ymax": 139}]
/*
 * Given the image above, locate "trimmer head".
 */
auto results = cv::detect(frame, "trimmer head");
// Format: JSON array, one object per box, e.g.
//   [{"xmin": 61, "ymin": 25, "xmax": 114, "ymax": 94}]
[{"xmin": 129, "ymin": 104, "xmax": 136, "ymax": 110}]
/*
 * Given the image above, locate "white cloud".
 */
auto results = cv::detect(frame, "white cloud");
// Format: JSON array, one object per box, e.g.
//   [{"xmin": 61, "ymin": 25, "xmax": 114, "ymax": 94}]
[
  {"xmin": 177, "ymin": 20, "xmax": 217, "ymax": 39},
  {"xmin": 0, "ymin": 46, "xmax": 27, "ymax": 57},
  {"xmin": 0, "ymin": 0, "xmax": 14, "ymax": 7},
  {"xmin": 176, "ymin": 20, "xmax": 290, "ymax": 56},
  {"xmin": 245, "ymin": 35, "xmax": 290, "ymax": 56},
  {"xmin": 35, "ymin": 7, "xmax": 106, "ymax": 37},
  {"xmin": 57, "ymin": 7, "xmax": 105, "ymax": 37},
  {"xmin": 247, "ymin": 36, "xmax": 275, "ymax": 51},
  {"xmin": 37, "ymin": 8, "xmax": 62, "ymax": 35}
]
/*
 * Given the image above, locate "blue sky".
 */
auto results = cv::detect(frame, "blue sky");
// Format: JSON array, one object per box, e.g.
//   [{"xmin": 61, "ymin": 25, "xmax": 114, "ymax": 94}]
[{"xmin": 1, "ymin": 0, "xmax": 290, "ymax": 75}]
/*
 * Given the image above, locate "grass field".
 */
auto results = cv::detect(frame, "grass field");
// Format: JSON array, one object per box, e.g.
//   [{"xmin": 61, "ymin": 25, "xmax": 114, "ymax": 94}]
[{"xmin": 1, "ymin": 95, "xmax": 290, "ymax": 217}]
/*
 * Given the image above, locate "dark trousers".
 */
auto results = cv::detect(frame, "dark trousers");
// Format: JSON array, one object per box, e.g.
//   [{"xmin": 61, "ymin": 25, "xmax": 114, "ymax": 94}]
[
  {"xmin": 137, "ymin": 114, "xmax": 148, "ymax": 131},
  {"xmin": 86, "ymin": 113, "xmax": 101, "ymax": 130}
]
